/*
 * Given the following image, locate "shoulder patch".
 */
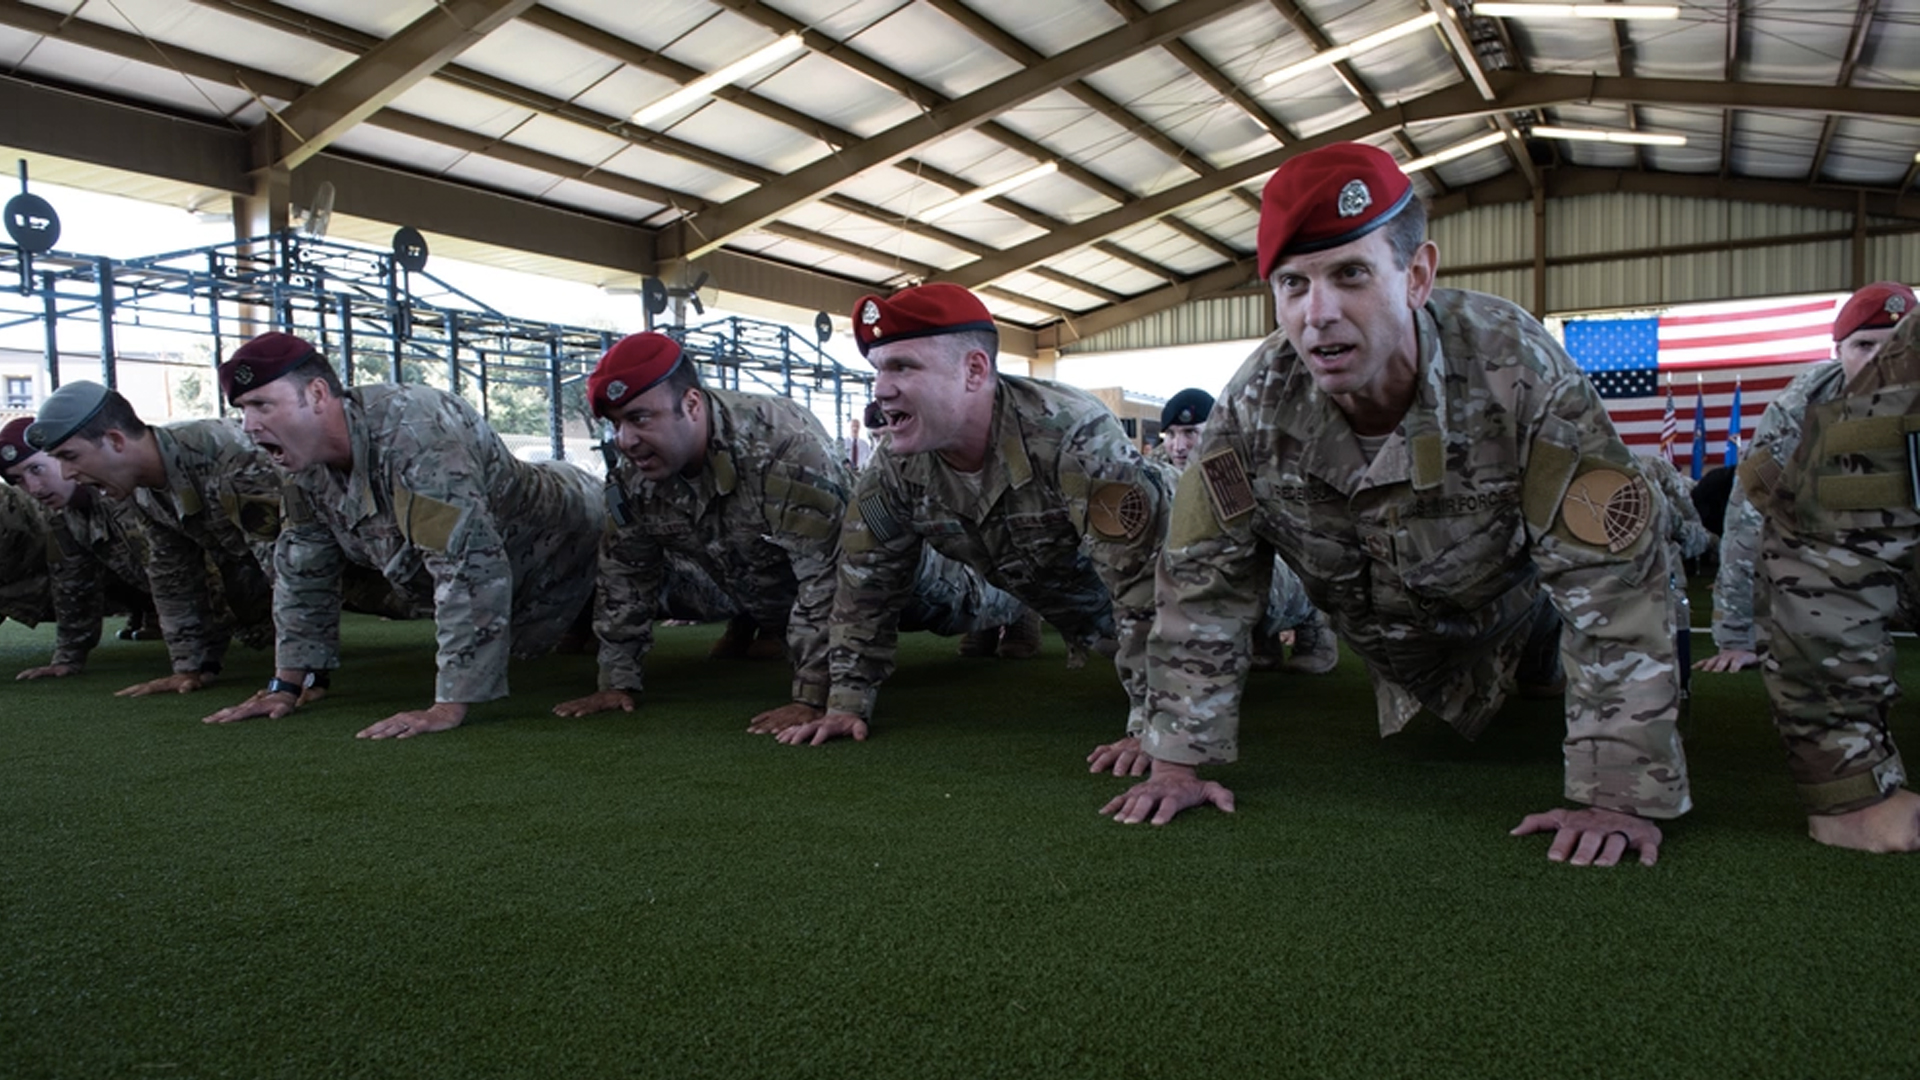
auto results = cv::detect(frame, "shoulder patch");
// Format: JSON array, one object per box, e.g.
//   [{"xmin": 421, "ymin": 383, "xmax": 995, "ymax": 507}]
[
  {"xmin": 1198, "ymin": 448, "xmax": 1255, "ymax": 521},
  {"xmin": 1559, "ymin": 467, "xmax": 1650, "ymax": 553},
  {"xmin": 394, "ymin": 485, "xmax": 466, "ymax": 553},
  {"xmin": 858, "ymin": 492, "xmax": 902, "ymax": 544},
  {"xmin": 1088, "ymin": 481, "xmax": 1151, "ymax": 540}
]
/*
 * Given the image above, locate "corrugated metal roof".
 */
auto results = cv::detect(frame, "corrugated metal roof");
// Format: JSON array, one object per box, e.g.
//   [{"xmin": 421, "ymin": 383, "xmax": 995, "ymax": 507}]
[{"xmin": 0, "ymin": 0, "xmax": 1915, "ymax": 349}]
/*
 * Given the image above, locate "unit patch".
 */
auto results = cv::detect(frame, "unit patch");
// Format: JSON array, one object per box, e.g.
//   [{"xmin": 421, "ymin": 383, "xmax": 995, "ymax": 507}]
[
  {"xmin": 1560, "ymin": 467, "xmax": 1650, "ymax": 553},
  {"xmin": 1088, "ymin": 481, "xmax": 1151, "ymax": 540},
  {"xmin": 1198, "ymin": 448, "xmax": 1255, "ymax": 521}
]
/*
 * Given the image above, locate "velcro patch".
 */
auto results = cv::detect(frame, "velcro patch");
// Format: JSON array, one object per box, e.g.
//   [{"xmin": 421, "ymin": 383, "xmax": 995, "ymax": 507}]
[
  {"xmin": 1559, "ymin": 467, "xmax": 1650, "ymax": 553},
  {"xmin": 858, "ymin": 492, "xmax": 901, "ymax": 543},
  {"xmin": 1088, "ymin": 481, "xmax": 1150, "ymax": 540},
  {"xmin": 1198, "ymin": 448, "xmax": 1254, "ymax": 521},
  {"xmin": 394, "ymin": 486, "xmax": 465, "ymax": 553}
]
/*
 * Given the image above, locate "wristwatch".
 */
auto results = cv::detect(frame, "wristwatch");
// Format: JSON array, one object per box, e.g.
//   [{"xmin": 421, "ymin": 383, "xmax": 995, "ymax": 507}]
[{"xmin": 265, "ymin": 670, "xmax": 331, "ymax": 697}]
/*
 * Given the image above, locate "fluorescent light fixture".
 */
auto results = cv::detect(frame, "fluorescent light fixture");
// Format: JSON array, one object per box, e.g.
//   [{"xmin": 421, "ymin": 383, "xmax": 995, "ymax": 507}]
[
  {"xmin": 1474, "ymin": 3, "xmax": 1679, "ymax": 19},
  {"xmin": 916, "ymin": 162, "xmax": 1060, "ymax": 222},
  {"xmin": 1402, "ymin": 131, "xmax": 1508, "ymax": 173},
  {"xmin": 1262, "ymin": 12, "xmax": 1440, "ymax": 87},
  {"xmin": 630, "ymin": 33, "xmax": 806, "ymax": 126},
  {"xmin": 1532, "ymin": 125, "xmax": 1687, "ymax": 146}
]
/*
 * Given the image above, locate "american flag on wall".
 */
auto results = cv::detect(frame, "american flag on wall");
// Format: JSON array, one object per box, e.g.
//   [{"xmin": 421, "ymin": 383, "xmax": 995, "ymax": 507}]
[{"xmin": 1561, "ymin": 295, "xmax": 1846, "ymax": 477}]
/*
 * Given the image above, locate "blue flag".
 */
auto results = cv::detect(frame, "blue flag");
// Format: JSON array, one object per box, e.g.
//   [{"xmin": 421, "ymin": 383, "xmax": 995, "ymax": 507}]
[
  {"xmin": 1724, "ymin": 380, "xmax": 1742, "ymax": 469},
  {"xmin": 1690, "ymin": 380, "xmax": 1707, "ymax": 480}
]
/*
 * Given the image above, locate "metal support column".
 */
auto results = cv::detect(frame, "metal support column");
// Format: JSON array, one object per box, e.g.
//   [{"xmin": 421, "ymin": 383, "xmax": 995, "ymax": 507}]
[
  {"xmin": 95, "ymin": 258, "xmax": 116, "ymax": 390},
  {"xmin": 547, "ymin": 333, "xmax": 565, "ymax": 461},
  {"xmin": 41, "ymin": 272, "xmax": 59, "ymax": 390}
]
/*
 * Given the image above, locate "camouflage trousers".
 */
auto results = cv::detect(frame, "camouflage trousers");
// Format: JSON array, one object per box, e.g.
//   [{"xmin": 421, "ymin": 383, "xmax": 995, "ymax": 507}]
[
  {"xmin": 1758, "ymin": 513, "xmax": 1916, "ymax": 814},
  {"xmin": 899, "ymin": 547, "xmax": 1027, "ymax": 636},
  {"xmin": 1257, "ymin": 556, "xmax": 1319, "ymax": 637},
  {"xmin": 659, "ymin": 546, "xmax": 1025, "ymax": 636}
]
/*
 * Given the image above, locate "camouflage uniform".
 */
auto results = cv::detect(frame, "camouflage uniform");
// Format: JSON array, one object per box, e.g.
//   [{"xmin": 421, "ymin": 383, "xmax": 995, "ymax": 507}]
[
  {"xmin": 1633, "ymin": 454, "xmax": 1713, "ymax": 644},
  {"xmin": 1147, "ymin": 289, "xmax": 1691, "ymax": 819},
  {"xmin": 830, "ymin": 375, "xmax": 1170, "ymax": 724},
  {"xmin": 1711, "ymin": 362, "xmax": 1845, "ymax": 655},
  {"xmin": 130, "ymin": 419, "xmax": 282, "ymax": 674},
  {"xmin": 0, "ymin": 481, "xmax": 53, "ymax": 629},
  {"xmin": 45, "ymin": 486, "xmax": 153, "ymax": 666},
  {"xmin": 596, "ymin": 386, "xmax": 1022, "ymax": 702},
  {"xmin": 1753, "ymin": 320, "xmax": 1920, "ymax": 813},
  {"xmin": 275, "ymin": 383, "xmax": 602, "ymax": 704}
]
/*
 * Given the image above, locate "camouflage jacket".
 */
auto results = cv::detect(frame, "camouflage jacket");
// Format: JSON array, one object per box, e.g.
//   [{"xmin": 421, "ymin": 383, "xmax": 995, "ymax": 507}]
[
  {"xmin": 131, "ymin": 420, "xmax": 282, "ymax": 673},
  {"xmin": 276, "ymin": 383, "xmax": 601, "ymax": 703},
  {"xmin": 0, "ymin": 481, "xmax": 52, "ymax": 628},
  {"xmin": 597, "ymin": 387, "xmax": 850, "ymax": 705},
  {"xmin": 1754, "ymin": 320, "xmax": 1920, "ymax": 813},
  {"xmin": 1712, "ymin": 361, "xmax": 1844, "ymax": 653},
  {"xmin": 1147, "ymin": 289, "xmax": 1690, "ymax": 819},
  {"xmin": 831, "ymin": 375, "xmax": 1170, "ymax": 723},
  {"xmin": 46, "ymin": 486, "xmax": 151, "ymax": 666}
]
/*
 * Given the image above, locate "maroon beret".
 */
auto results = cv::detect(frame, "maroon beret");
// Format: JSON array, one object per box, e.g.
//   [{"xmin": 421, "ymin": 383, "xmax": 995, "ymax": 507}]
[
  {"xmin": 1257, "ymin": 142, "xmax": 1415, "ymax": 281},
  {"xmin": 219, "ymin": 332, "xmax": 322, "ymax": 406},
  {"xmin": 0, "ymin": 416, "xmax": 34, "ymax": 473},
  {"xmin": 587, "ymin": 332, "xmax": 684, "ymax": 419},
  {"xmin": 851, "ymin": 283, "xmax": 996, "ymax": 358},
  {"xmin": 1834, "ymin": 282, "xmax": 1917, "ymax": 343}
]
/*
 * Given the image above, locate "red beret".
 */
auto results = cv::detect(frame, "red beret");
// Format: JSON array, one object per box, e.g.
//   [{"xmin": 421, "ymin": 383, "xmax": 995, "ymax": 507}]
[
  {"xmin": 1834, "ymin": 282, "xmax": 1917, "ymax": 342},
  {"xmin": 219, "ymin": 332, "xmax": 323, "ymax": 406},
  {"xmin": 0, "ymin": 416, "xmax": 34, "ymax": 472},
  {"xmin": 1257, "ymin": 142, "xmax": 1415, "ymax": 281},
  {"xmin": 851, "ymin": 283, "xmax": 996, "ymax": 358},
  {"xmin": 587, "ymin": 332, "xmax": 684, "ymax": 419}
]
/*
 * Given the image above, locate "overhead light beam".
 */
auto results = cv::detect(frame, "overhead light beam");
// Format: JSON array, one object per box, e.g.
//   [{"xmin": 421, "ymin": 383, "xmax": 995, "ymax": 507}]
[
  {"xmin": 630, "ymin": 33, "xmax": 806, "ymax": 127},
  {"xmin": 1262, "ymin": 13, "xmax": 1441, "ymax": 88},
  {"xmin": 1532, "ymin": 125, "xmax": 1687, "ymax": 146},
  {"xmin": 916, "ymin": 162, "xmax": 1060, "ymax": 222},
  {"xmin": 1402, "ymin": 131, "xmax": 1508, "ymax": 173},
  {"xmin": 1474, "ymin": 4, "xmax": 1680, "ymax": 19}
]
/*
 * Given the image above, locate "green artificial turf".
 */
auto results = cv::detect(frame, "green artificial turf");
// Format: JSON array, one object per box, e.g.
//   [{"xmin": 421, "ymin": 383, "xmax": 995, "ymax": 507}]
[{"xmin": 3, "ymin": 610, "xmax": 1918, "ymax": 1080}]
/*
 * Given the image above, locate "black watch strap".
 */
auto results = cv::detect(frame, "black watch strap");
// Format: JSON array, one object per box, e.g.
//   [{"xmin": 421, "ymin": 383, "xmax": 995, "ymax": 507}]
[{"xmin": 265, "ymin": 677, "xmax": 303, "ymax": 697}]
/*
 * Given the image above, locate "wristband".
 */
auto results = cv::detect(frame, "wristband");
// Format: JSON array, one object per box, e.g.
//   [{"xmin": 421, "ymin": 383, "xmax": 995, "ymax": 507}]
[{"xmin": 264, "ymin": 677, "xmax": 303, "ymax": 698}]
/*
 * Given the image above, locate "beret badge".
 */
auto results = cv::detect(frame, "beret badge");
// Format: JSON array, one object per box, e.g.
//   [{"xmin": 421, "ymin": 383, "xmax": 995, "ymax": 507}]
[
  {"xmin": 861, "ymin": 299, "xmax": 881, "ymax": 327},
  {"xmin": 233, "ymin": 365, "xmax": 255, "ymax": 385},
  {"xmin": 1889, "ymin": 296, "xmax": 1909, "ymax": 316},
  {"xmin": 0, "ymin": 445, "xmax": 15, "ymax": 463},
  {"xmin": 1337, "ymin": 179, "xmax": 1372, "ymax": 219},
  {"xmin": 607, "ymin": 379, "xmax": 628, "ymax": 402}
]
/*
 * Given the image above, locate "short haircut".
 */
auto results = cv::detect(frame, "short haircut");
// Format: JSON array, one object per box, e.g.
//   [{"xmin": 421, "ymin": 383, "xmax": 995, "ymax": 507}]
[
  {"xmin": 1382, "ymin": 196, "xmax": 1429, "ymax": 271},
  {"xmin": 287, "ymin": 354, "xmax": 345, "ymax": 399},
  {"xmin": 943, "ymin": 329, "xmax": 999, "ymax": 370},
  {"xmin": 68, "ymin": 390, "xmax": 148, "ymax": 444},
  {"xmin": 662, "ymin": 356, "xmax": 704, "ymax": 415}
]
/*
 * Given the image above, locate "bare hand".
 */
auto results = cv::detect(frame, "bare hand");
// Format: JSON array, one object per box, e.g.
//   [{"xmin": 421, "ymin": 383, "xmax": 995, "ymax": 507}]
[
  {"xmin": 16, "ymin": 662, "xmax": 82, "ymax": 680},
  {"xmin": 116, "ymin": 672, "xmax": 213, "ymax": 697},
  {"xmin": 203, "ymin": 688, "xmax": 301, "ymax": 724},
  {"xmin": 775, "ymin": 709, "xmax": 868, "ymax": 746},
  {"xmin": 1807, "ymin": 788, "xmax": 1920, "ymax": 853},
  {"xmin": 357, "ymin": 702, "xmax": 468, "ymax": 740},
  {"xmin": 1693, "ymin": 648, "xmax": 1759, "ymax": 673},
  {"xmin": 552, "ymin": 689, "xmax": 635, "ymax": 718},
  {"xmin": 1100, "ymin": 760, "xmax": 1235, "ymax": 825},
  {"xmin": 1086, "ymin": 735, "xmax": 1151, "ymax": 777},
  {"xmin": 1510, "ymin": 806, "xmax": 1663, "ymax": 866},
  {"xmin": 748, "ymin": 702, "xmax": 822, "ymax": 735}
]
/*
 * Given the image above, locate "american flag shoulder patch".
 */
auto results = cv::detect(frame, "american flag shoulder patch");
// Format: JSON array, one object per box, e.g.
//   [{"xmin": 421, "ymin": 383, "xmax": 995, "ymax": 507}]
[
  {"xmin": 858, "ymin": 492, "xmax": 902, "ymax": 542},
  {"xmin": 1199, "ymin": 448, "xmax": 1255, "ymax": 521}
]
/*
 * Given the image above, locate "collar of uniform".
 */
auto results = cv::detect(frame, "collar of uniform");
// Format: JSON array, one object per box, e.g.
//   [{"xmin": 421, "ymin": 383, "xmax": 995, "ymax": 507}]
[
  {"xmin": 151, "ymin": 425, "xmax": 203, "ymax": 518},
  {"xmin": 702, "ymin": 388, "xmax": 739, "ymax": 499},
  {"xmin": 339, "ymin": 391, "xmax": 379, "ymax": 524},
  {"xmin": 907, "ymin": 378, "xmax": 1028, "ymax": 522}
]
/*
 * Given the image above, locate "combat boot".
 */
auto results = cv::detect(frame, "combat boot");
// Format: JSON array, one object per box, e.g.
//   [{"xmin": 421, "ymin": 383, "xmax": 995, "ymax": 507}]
[
  {"xmin": 1282, "ymin": 609, "xmax": 1338, "ymax": 675},
  {"xmin": 957, "ymin": 626, "xmax": 1000, "ymax": 657},
  {"xmin": 709, "ymin": 614, "xmax": 757, "ymax": 659},
  {"xmin": 745, "ymin": 622, "xmax": 789, "ymax": 661},
  {"xmin": 996, "ymin": 610, "xmax": 1044, "ymax": 659}
]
